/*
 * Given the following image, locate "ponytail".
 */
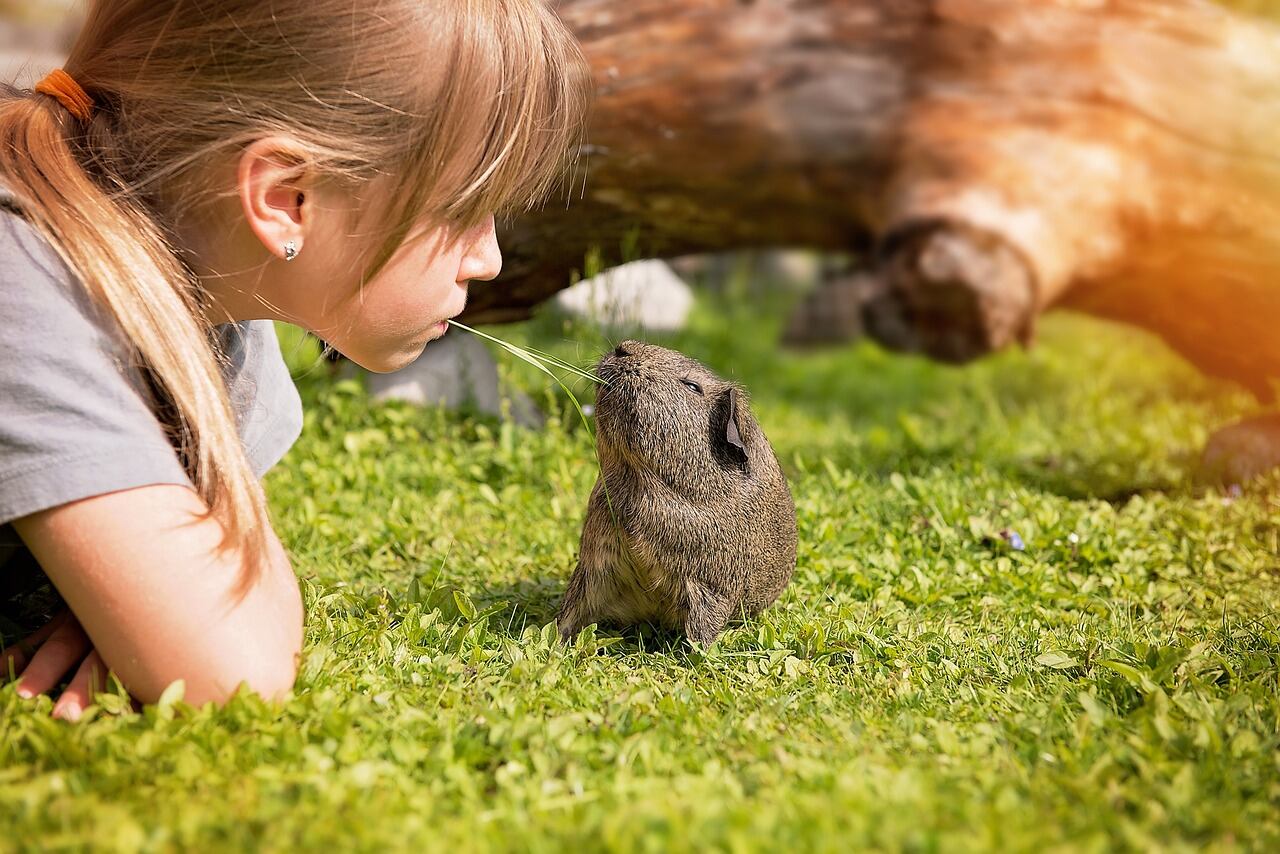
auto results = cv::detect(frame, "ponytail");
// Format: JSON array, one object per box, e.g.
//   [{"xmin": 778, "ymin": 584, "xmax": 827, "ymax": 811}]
[{"xmin": 0, "ymin": 87, "xmax": 270, "ymax": 583}]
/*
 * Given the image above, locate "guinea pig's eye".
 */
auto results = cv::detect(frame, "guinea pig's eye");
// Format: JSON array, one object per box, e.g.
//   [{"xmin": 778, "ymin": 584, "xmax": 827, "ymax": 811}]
[{"xmin": 680, "ymin": 379, "xmax": 704, "ymax": 395}]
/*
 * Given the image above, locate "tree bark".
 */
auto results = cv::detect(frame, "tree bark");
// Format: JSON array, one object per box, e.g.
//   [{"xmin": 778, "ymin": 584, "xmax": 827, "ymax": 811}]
[{"xmin": 466, "ymin": 0, "xmax": 1280, "ymax": 397}]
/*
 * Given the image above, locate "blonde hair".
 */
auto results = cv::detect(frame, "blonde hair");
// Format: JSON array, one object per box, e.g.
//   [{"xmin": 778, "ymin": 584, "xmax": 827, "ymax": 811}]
[{"xmin": 0, "ymin": 0, "xmax": 590, "ymax": 581}]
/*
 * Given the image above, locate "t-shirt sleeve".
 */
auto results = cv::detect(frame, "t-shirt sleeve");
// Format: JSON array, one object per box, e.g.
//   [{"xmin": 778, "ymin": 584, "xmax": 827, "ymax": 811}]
[{"xmin": 0, "ymin": 212, "xmax": 191, "ymax": 526}]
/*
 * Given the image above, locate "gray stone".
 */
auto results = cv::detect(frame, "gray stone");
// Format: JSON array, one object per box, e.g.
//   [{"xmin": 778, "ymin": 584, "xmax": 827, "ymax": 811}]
[
  {"xmin": 1200, "ymin": 413, "xmax": 1280, "ymax": 486},
  {"xmin": 365, "ymin": 330, "xmax": 544, "ymax": 429},
  {"xmin": 759, "ymin": 250, "xmax": 824, "ymax": 290},
  {"xmin": 555, "ymin": 259, "xmax": 693, "ymax": 332},
  {"xmin": 781, "ymin": 271, "xmax": 882, "ymax": 349}
]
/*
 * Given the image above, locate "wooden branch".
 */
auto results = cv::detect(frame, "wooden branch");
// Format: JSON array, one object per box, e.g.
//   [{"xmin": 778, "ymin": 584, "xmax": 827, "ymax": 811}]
[{"xmin": 465, "ymin": 0, "xmax": 1280, "ymax": 394}]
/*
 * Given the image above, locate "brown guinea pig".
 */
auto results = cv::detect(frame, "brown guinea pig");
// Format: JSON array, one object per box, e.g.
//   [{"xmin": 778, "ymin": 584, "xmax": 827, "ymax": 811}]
[{"xmin": 556, "ymin": 341, "xmax": 798, "ymax": 646}]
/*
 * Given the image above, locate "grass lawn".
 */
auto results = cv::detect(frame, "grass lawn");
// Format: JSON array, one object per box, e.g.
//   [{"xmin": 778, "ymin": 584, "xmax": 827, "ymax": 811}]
[{"xmin": 3, "ymin": 286, "xmax": 1279, "ymax": 851}]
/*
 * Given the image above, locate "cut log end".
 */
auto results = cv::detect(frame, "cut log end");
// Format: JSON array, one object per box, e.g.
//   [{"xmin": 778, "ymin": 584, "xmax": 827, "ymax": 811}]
[{"xmin": 866, "ymin": 221, "xmax": 1038, "ymax": 364}]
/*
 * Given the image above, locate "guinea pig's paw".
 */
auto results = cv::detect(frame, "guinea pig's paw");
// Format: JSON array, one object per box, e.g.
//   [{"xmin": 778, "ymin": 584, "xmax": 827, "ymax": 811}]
[
  {"xmin": 556, "ymin": 619, "xmax": 597, "ymax": 646},
  {"xmin": 682, "ymin": 592, "xmax": 732, "ymax": 652}
]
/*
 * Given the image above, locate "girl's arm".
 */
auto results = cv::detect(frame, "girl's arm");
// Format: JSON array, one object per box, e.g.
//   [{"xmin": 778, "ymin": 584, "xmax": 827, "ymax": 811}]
[{"xmin": 11, "ymin": 483, "xmax": 302, "ymax": 707}]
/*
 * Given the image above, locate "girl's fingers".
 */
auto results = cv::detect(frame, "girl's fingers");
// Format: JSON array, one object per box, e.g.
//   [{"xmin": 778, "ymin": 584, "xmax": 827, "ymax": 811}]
[
  {"xmin": 0, "ymin": 610, "xmax": 70, "ymax": 681},
  {"xmin": 15, "ymin": 616, "xmax": 90, "ymax": 699},
  {"xmin": 53, "ymin": 649, "xmax": 107, "ymax": 722}
]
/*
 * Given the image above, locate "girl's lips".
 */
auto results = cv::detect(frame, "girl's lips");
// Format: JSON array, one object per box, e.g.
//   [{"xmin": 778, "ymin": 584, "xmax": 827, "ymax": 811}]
[{"xmin": 419, "ymin": 320, "xmax": 448, "ymax": 345}]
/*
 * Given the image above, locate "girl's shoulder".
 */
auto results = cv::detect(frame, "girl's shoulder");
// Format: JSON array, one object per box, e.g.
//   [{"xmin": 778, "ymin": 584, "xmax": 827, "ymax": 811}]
[
  {"xmin": 0, "ymin": 191, "xmax": 302, "ymax": 533},
  {"xmin": 0, "ymin": 196, "xmax": 192, "ymax": 528}
]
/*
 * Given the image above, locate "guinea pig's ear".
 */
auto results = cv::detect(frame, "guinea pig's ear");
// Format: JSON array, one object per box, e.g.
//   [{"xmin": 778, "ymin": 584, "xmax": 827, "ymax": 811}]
[
  {"xmin": 725, "ymin": 388, "xmax": 746, "ymax": 453},
  {"xmin": 722, "ymin": 387, "xmax": 749, "ymax": 467}
]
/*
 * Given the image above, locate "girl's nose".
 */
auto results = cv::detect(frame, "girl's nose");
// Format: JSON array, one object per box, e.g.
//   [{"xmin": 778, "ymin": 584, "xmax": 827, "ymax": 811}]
[{"xmin": 458, "ymin": 215, "xmax": 502, "ymax": 283}]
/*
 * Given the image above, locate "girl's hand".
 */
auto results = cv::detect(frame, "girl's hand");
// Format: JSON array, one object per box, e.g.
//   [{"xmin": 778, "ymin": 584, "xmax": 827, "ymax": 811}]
[
  {"xmin": 12, "ymin": 484, "xmax": 302, "ymax": 708},
  {"xmin": 2, "ymin": 609, "xmax": 109, "ymax": 721}
]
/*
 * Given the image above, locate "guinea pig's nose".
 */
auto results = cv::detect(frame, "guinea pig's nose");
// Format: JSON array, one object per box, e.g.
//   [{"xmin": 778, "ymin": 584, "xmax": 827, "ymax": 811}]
[{"xmin": 613, "ymin": 344, "xmax": 631, "ymax": 358}]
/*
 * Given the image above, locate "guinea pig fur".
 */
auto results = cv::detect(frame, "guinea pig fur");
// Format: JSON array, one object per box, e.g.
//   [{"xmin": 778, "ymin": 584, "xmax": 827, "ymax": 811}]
[{"xmin": 556, "ymin": 341, "xmax": 798, "ymax": 646}]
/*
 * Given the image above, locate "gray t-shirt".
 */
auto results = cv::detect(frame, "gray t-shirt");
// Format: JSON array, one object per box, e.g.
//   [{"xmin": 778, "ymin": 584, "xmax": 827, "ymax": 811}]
[{"xmin": 0, "ymin": 194, "xmax": 303, "ymax": 574}]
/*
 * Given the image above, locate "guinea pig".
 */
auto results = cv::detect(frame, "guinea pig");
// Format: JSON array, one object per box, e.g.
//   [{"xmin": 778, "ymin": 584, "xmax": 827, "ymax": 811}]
[{"xmin": 556, "ymin": 340, "xmax": 798, "ymax": 646}]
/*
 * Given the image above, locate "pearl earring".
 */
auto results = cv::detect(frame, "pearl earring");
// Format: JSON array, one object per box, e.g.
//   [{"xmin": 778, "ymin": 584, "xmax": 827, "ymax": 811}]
[{"xmin": 283, "ymin": 240, "xmax": 299, "ymax": 262}]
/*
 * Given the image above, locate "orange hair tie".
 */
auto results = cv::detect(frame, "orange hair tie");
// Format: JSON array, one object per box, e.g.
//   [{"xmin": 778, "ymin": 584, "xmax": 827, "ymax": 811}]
[{"xmin": 35, "ymin": 68, "xmax": 95, "ymax": 123}]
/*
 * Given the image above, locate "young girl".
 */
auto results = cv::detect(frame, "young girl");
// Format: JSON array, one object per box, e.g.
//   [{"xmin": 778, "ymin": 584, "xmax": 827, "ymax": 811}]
[{"xmin": 0, "ymin": 0, "xmax": 589, "ymax": 720}]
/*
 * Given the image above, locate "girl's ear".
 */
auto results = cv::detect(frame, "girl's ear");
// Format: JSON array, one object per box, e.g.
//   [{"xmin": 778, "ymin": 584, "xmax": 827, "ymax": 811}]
[{"xmin": 237, "ymin": 137, "xmax": 312, "ymax": 261}]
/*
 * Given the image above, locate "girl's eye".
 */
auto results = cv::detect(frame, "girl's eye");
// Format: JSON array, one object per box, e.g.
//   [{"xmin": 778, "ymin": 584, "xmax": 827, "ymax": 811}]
[{"xmin": 681, "ymin": 379, "xmax": 703, "ymax": 395}]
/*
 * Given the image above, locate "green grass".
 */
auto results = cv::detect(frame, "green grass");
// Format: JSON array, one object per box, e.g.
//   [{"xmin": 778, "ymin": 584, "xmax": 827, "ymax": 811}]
[{"xmin": 3, "ymin": 287, "xmax": 1280, "ymax": 852}]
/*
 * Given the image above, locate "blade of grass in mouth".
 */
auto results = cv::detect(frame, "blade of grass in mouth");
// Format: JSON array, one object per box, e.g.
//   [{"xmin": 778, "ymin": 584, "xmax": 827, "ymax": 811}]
[{"xmin": 446, "ymin": 320, "xmax": 605, "ymax": 385}]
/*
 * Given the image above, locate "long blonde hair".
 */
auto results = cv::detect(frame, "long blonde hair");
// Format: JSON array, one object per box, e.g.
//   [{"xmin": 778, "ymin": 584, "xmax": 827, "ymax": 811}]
[{"xmin": 0, "ymin": 0, "xmax": 591, "ymax": 580}]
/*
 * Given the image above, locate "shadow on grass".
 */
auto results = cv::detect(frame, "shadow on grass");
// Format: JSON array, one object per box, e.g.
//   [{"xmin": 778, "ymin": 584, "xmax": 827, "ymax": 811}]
[
  {"xmin": 1001, "ymin": 453, "xmax": 1204, "ymax": 504},
  {"xmin": 473, "ymin": 576, "xmax": 693, "ymax": 655},
  {"xmin": 0, "ymin": 551, "xmax": 61, "ymax": 647}
]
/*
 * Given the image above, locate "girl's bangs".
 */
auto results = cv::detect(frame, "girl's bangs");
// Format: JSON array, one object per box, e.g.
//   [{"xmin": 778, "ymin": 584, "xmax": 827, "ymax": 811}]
[{"xmin": 388, "ymin": 0, "xmax": 591, "ymax": 250}]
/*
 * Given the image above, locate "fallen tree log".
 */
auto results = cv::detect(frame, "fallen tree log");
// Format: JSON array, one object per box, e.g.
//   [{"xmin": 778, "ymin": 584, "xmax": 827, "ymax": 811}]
[{"xmin": 469, "ymin": 0, "xmax": 1280, "ymax": 399}]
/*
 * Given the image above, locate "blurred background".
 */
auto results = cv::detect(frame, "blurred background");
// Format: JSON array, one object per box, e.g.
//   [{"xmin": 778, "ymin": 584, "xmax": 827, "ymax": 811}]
[
  {"xmin": 5, "ymin": 0, "xmax": 1280, "ymax": 484},
  {"xmin": 0, "ymin": 0, "xmax": 76, "ymax": 88}
]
